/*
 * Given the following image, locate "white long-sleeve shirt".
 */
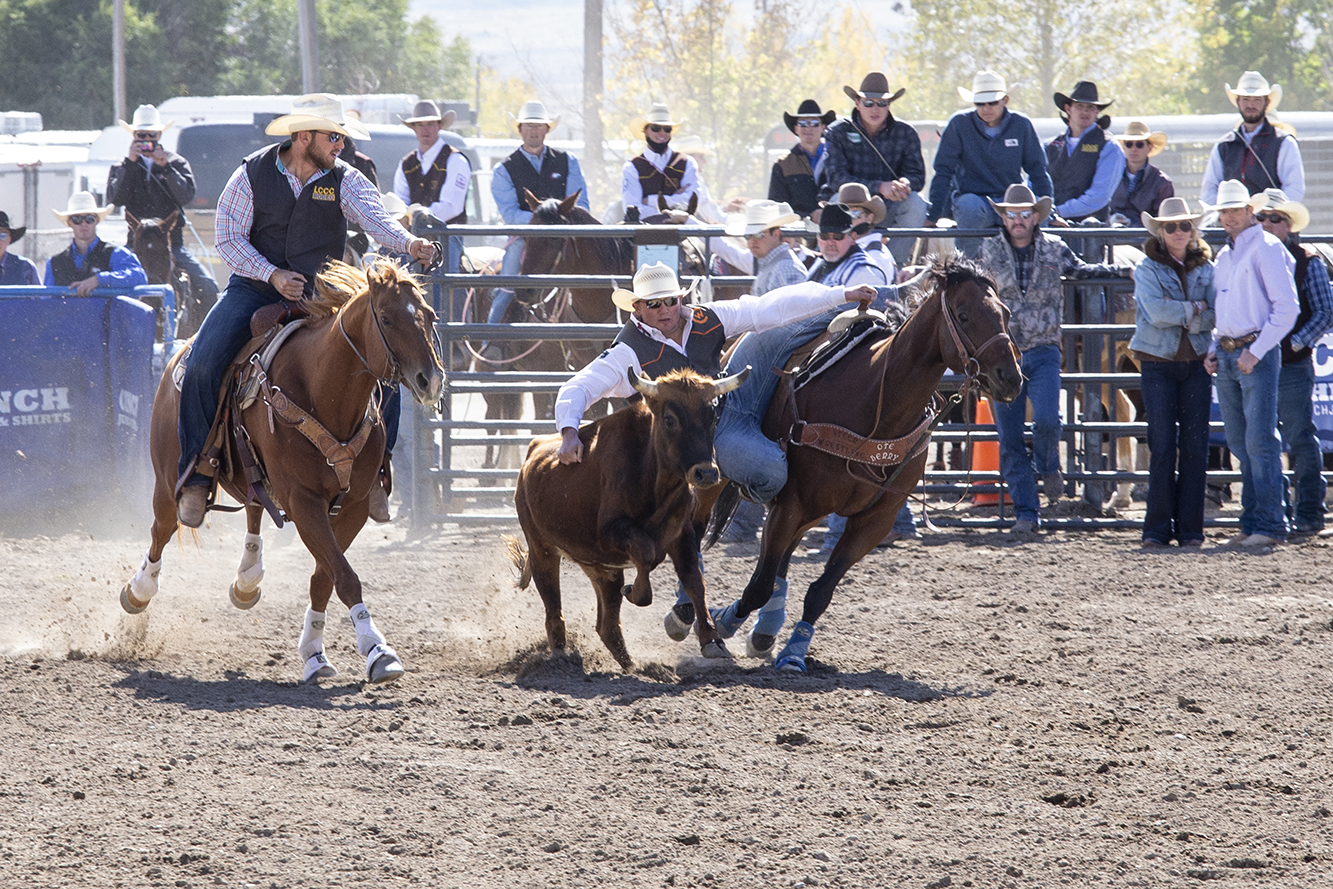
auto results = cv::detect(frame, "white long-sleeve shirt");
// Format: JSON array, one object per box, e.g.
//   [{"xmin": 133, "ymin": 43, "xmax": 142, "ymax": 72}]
[
  {"xmin": 1211, "ymin": 222, "xmax": 1299, "ymax": 361},
  {"xmin": 621, "ymin": 149, "xmax": 700, "ymax": 221},
  {"xmin": 393, "ymin": 135, "xmax": 471, "ymax": 222},
  {"xmin": 554, "ymin": 281, "xmax": 856, "ymax": 432}
]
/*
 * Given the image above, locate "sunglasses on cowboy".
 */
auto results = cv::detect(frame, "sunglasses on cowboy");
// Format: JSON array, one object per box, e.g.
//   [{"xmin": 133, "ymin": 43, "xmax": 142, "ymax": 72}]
[
  {"xmin": 638, "ymin": 296, "xmax": 679, "ymax": 309},
  {"xmin": 859, "ymin": 98, "xmax": 890, "ymax": 108},
  {"xmin": 647, "ymin": 124, "xmax": 672, "ymax": 134},
  {"xmin": 67, "ymin": 214, "xmax": 100, "ymax": 225},
  {"xmin": 1123, "ymin": 140, "xmax": 1148, "ymax": 148},
  {"xmin": 1003, "ymin": 210, "xmax": 1034, "ymax": 220},
  {"xmin": 1160, "ymin": 221, "xmax": 1193, "ymax": 234},
  {"xmin": 817, "ymin": 231, "xmax": 848, "ymax": 242},
  {"xmin": 1254, "ymin": 212, "xmax": 1290, "ymax": 225}
]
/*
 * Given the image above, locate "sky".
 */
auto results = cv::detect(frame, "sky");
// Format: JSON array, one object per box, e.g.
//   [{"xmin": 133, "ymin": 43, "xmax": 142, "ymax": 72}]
[{"xmin": 407, "ymin": 0, "xmax": 910, "ymax": 138}]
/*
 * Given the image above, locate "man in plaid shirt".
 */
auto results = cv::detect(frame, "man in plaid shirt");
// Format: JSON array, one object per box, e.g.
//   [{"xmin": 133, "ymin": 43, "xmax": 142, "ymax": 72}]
[{"xmin": 819, "ymin": 72, "xmax": 927, "ymax": 267}]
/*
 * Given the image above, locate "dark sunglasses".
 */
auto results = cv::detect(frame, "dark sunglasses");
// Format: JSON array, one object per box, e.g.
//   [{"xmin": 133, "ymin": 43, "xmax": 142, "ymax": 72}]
[
  {"xmin": 817, "ymin": 232, "xmax": 848, "ymax": 242},
  {"xmin": 744, "ymin": 230, "xmax": 775, "ymax": 241},
  {"xmin": 67, "ymin": 214, "xmax": 99, "ymax": 225},
  {"xmin": 975, "ymin": 100, "xmax": 1002, "ymax": 108},
  {"xmin": 647, "ymin": 124, "xmax": 672, "ymax": 134},
  {"xmin": 1123, "ymin": 140, "xmax": 1148, "ymax": 148},
  {"xmin": 794, "ymin": 119, "xmax": 824, "ymax": 128},
  {"xmin": 133, "ymin": 131, "xmax": 159, "ymax": 140},
  {"xmin": 1003, "ymin": 209, "xmax": 1034, "ymax": 220},
  {"xmin": 1254, "ymin": 212, "xmax": 1289, "ymax": 225},
  {"xmin": 319, "ymin": 131, "xmax": 344, "ymax": 143},
  {"xmin": 859, "ymin": 98, "xmax": 890, "ymax": 108},
  {"xmin": 639, "ymin": 296, "xmax": 679, "ymax": 309},
  {"xmin": 1161, "ymin": 221, "xmax": 1193, "ymax": 234}
]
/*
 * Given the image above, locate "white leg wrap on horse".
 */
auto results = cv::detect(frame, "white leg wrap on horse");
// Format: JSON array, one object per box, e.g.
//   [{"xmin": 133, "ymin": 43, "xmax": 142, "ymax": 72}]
[
  {"xmin": 298, "ymin": 608, "xmax": 337, "ymax": 681},
  {"xmin": 234, "ymin": 533, "xmax": 264, "ymax": 594},
  {"xmin": 129, "ymin": 553, "xmax": 162, "ymax": 603},
  {"xmin": 350, "ymin": 604, "xmax": 385, "ymax": 657}
]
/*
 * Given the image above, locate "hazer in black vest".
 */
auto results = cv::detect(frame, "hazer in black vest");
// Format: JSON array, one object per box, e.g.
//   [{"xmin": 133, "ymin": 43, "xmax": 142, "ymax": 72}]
[
  {"xmin": 49, "ymin": 241, "xmax": 116, "ymax": 287},
  {"xmin": 1216, "ymin": 120, "xmax": 1291, "ymax": 197},
  {"xmin": 613, "ymin": 305, "xmax": 728, "ymax": 380},
  {"xmin": 503, "ymin": 148, "xmax": 571, "ymax": 205},
  {"xmin": 1046, "ymin": 125, "xmax": 1111, "ymax": 222},
  {"xmin": 401, "ymin": 143, "xmax": 467, "ymax": 224},
  {"xmin": 244, "ymin": 142, "xmax": 348, "ymax": 298}
]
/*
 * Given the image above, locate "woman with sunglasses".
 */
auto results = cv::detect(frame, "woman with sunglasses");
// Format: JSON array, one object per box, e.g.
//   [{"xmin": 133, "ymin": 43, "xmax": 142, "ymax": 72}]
[
  {"xmin": 622, "ymin": 103, "xmax": 700, "ymax": 222},
  {"xmin": 1108, "ymin": 121, "xmax": 1175, "ymax": 225},
  {"xmin": 1128, "ymin": 197, "xmax": 1216, "ymax": 547}
]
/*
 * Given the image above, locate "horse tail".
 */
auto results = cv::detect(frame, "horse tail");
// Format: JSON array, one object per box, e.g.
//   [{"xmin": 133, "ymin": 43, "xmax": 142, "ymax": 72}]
[
  {"xmin": 702, "ymin": 481, "xmax": 742, "ymax": 551},
  {"xmin": 501, "ymin": 534, "xmax": 532, "ymax": 589}
]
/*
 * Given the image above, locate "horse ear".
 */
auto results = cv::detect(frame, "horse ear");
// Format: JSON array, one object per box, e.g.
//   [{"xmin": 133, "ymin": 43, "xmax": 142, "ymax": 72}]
[
  {"xmin": 558, "ymin": 191, "xmax": 579, "ymax": 217},
  {"xmin": 163, "ymin": 210, "xmax": 180, "ymax": 233},
  {"xmin": 366, "ymin": 258, "xmax": 393, "ymax": 288},
  {"xmin": 686, "ymin": 193, "xmax": 698, "ymax": 217},
  {"xmin": 125, "ymin": 210, "xmax": 140, "ymax": 232},
  {"xmin": 523, "ymin": 188, "xmax": 542, "ymax": 212}
]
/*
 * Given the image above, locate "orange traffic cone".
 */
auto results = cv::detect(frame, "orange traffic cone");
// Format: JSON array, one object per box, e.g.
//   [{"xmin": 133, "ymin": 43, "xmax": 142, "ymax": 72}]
[{"xmin": 972, "ymin": 396, "xmax": 1011, "ymax": 505}]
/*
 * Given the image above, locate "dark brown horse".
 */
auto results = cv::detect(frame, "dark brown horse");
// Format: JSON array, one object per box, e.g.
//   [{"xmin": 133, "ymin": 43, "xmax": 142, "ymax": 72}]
[
  {"xmin": 126, "ymin": 210, "xmax": 205, "ymax": 338},
  {"xmin": 120, "ymin": 258, "xmax": 444, "ymax": 684},
  {"xmin": 707, "ymin": 256, "xmax": 1024, "ymax": 672}
]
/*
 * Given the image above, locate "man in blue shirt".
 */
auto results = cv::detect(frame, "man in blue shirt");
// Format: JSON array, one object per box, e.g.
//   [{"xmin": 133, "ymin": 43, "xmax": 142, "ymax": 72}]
[
  {"xmin": 488, "ymin": 99, "xmax": 588, "ymax": 326},
  {"xmin": 44, "ymin": 192, "xmax": 147, "ymax": 294},
  {"xmin": 1045, "ymin": 81, "xmax": 1125, "ymax": 223},
  {"xmin": 0, "ymin": 210, "xmax": 39, "ymax": 285}
]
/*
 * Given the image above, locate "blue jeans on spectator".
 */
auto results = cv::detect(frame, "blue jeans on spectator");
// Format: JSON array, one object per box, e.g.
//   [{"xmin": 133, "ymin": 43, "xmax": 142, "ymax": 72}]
[
  {"xmin": 1140, "ymin": 359, "xmax": 1212, "ymax": 545},
  {"xmin": 992, "ymin": 344, "xmax": 1063, "ymax": 524},
  {"xmin": 486, "ymin": 237, "xmax": 524, "ymax": 324},
  {"xmin": 1214, "ymin": 346, "xmax": 1287, "ymax": 539},
  {"xmin": 445, "ymin": 236, "xmax": 465, "ymax": 322},
  {"xmin": 821, "ymin": 503, "xmax": 916, "ymax": 552},
  {"xmin": 1277, "ymin": 356, "xmax": 1327, "ymax": 530},
  {"xmin": 950, "ymin": 193, "xmax": 1002, "ymax": 258}
]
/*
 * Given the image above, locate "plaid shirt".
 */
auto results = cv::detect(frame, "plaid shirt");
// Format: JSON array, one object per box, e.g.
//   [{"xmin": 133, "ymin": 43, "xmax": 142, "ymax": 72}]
[
  {"xmin": 216, "ymin": 149, "xmax": 413, "ymax": 282},
  {"xmin": 819, "ymin": 110, "xmax": 927, "ymax": 202},
  {"xmin": 1292, "ymin": 241, "xmax": 1333, "ymax": 351}
]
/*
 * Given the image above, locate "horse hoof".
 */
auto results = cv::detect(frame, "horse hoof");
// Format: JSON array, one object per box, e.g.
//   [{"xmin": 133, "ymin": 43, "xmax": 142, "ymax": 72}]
[
  {"xmin": 663, "ymin": 604, "xmax": 694, "ymax": 642},
  {"xmin": 301, "ymin": 652, "xmax": 338, "ymax": 684},
  {"xmin": 366, "ymin": 645, "xmax": 405, "ymax": 684},
  {"xmin": 229, "ymin": 583, "xmax": 262, "ymax": 610},
  {"xmin": 747, "ymin": 632, "xmax": 777, "ymax": 659},
  {"xmin": 700, "ymin": 639, "xmax": 732, "ymax": 659},
  {"xmin": 775, "ymin": 654, "xmax": 808, "ymax": 673},
  {"xmin": 120, "ymin": 584, "xmax": 148, "ymax": 615}
]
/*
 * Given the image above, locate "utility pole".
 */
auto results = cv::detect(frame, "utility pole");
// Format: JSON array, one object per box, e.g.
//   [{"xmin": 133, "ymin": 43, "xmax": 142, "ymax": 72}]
[
  {"xmin": 583, "ymin": 0, "xmax": 605, "ymax": 207},
  {"xmin": 297, "ymin": 0, "xmax": 320, "ymax": 93},
  {"xmin": 112, "ymin": 0, "xmax": 126, "ymax": 123}
]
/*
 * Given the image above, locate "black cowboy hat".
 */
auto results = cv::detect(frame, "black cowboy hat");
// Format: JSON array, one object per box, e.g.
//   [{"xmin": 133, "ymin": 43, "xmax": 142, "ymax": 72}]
[
  {"xmin": 1053, "ymin": 81, "xmax": 1113, "ymax": 110},
  {"xmin": 842, "ymin": 72, "xmax": 907, "ymax": 105},
  {"xmin": 0, "ymin": 210, "xmax": 27, "ymax": 243},
  {"xmin": 783, "ymin": 99, "xmax": 836, "ymax": 134},
  {"xmin": 815, "ymin": 202, "xmax": 872, "ymax": 236}
]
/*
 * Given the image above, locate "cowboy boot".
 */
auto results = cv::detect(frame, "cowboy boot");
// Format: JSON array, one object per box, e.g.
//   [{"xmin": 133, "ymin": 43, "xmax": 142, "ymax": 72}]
[
  {"xmin": 368, "ymin": 455, "xmax": 393, "ymax": 523},
  {"xmin": 177, "ymin": 485, "xmax": 209, "ymax": 528}
]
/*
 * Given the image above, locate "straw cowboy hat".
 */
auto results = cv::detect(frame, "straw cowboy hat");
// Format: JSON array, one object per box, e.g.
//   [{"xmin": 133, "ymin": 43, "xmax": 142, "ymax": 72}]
[
  {"xmin": 399, "ymin": 99, "xmax": 457, "ymax": 129},
  {"xmin": 843, "ymin": 72, "xmax": 906, "ymax": 105},
  {"xmin": 987, "ymin": 183, "xmax": 1054, "ymax": 223},
  {"xmin": 1141, "ymin": 196, "xmax": 1204, "ymax": 237},
  {"xmin": 835, "ymin": 182, "xmax": 887, "ymax": 227},
  {"xmin": 629, "ymin": 103, "xmax": 682, "ymax": 140},
  {"xmin": 267, "ymin": 94, "xmax": 371, "ymax": 140},
  {"xmin": 117, "ymin": 103, "xmax": 173, "ymax": 134},
  {"xmin": 783, "ymin": 99, "xmax": 836, "ymax": 133},
  {"xmin": 508, "ymin": 99, "xmax": 559, "ymax": 133},
  {"xmin": 0, "ymin": 210, "xmax": 26, "ymax": 243},
  {"xmin": 53, "ymin": 191, "xmax": 112, "ymax": 225},
  {"xmin": 1259, "ymin": 188, "xmax": 1310, "ymax": 233},
  {"xmin": 1111, "ymin": 120, "xmax": 1168, "ymax": 157},
  {"xmin": 381, "ymin": 191, "xmax": 409, "ymax": 220},
  {"xmin": 1226, "ymin": 71, "xmax": 1282, "ymax": 112},
  {"xmin": 1202, "ymin": 179, "xmax": 1268, "ymax": 213},
  {"xmin": 612, "ymin": 261, "xmax": 691, "ymax": 313},
  {"xmin": 724, "ymin": 200, "xmax": 800, "ymax": 237},
  {"xmin": 958, "ymin": 70, "xmax": 1008, "ymax": 104},
  {"xmin": 1053, "ymin": 80, "xmax": 1113, "ymax": 110}
]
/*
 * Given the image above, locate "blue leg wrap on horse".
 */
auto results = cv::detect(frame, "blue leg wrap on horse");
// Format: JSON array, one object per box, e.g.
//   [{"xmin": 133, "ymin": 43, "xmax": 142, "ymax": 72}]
[
  {"xmin": 774, "ymin": 621, "xmax": 815, "ymax": 672},
  {"xmin": 753, "ymin": 577, "xmax": 788, "ymax": 636},
  {"xmin": 709, "ymin": 600, "xmax": 746, "ymax": 639}
]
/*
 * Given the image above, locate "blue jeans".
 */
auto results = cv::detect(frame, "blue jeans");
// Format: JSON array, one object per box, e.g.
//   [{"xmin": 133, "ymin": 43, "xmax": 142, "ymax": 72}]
[
  {"xmin": 822, "ymin": 504, "xmax": 915, "ymax": 549},
  {"xmin": 1277, "ymin": 356, "xmax": 1327, "ymax": 528},
  {"xmin": 486, "ymin": 238, "xmax": 524, "ymax": 324},
  {"xmin": 1214, "ymin": 346, "xmax": 1287, "ymax": 539},
  {"xmin": 1140, "ymin": 359, "xmax": 1212, "ymax": 545},
  {"xmin": 445, "ymin": 236, "xmax": 465, "ymax": 322},
  {"xmin": 950, "ymin": 193, "xmax": 1002, "ymax": 258},
  {"xmin": 992, "ymin": 344, "xmax": 1063, "ymax": 523}
]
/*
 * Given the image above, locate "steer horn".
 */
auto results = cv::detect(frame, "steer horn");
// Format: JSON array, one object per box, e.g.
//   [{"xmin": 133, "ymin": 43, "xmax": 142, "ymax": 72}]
[
  {"xmin": 628, "ymin": 367, "xmax": 659, "ymax": 399},
  {"xmin": 711, "ymin": 365, "xmax": 750, "ymax": 397}
]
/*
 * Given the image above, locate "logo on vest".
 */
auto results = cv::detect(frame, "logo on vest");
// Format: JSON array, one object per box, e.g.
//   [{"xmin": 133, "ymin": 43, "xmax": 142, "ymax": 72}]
[
  {"xmin": 1080, "ymin": 143, "xmax": 1100, "ymax": 153},
  {"xmin": 1004, "ymin": 139, "xmax": 1018, "ymax": 147},
  {"xmin": 848, "ymin": 132, "xmax": 862, "ymax": 144},
  {"xmin": 692, "ymin": 307, "xmax": 708, "ymax": 322},
  {"xmin": 311, "ymin": 185, "xmax": 336, "ymax": 202}
]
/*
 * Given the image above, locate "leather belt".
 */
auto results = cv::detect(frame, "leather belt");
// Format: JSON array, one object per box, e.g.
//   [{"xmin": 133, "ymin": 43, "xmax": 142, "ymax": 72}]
[{"xmin": 1217, "ymin": 331, "xmax": 1259, "ymax": 352}]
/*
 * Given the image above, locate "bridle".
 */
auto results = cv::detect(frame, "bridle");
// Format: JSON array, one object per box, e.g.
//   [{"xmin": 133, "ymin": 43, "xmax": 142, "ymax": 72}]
[
  {"xmin": 338, "ymin": 279, "xmax": 430, "ymax": 388},
  {"xmin": 936, "ymin": 277, "xmax": 1017, "ymax": 397}
]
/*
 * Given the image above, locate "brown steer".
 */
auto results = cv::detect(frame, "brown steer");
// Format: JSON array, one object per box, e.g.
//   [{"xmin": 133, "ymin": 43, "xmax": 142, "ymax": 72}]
[{"xmin": 505, "ymin": 366, "xmax": 748, "ymax": 669}]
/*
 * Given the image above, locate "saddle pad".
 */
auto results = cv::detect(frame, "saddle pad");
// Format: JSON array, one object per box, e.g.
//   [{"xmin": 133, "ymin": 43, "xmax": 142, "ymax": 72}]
[
  {"xmin": 171, "ymin": 343, "xmax": 192, "ymax": 392},
  {"xmin": 792, "ymin": 318, "xmax": 893, "ymax": 392},
  {"xmin": 237, "ymin": 320, "xmax": 305, "ymax": 410}
]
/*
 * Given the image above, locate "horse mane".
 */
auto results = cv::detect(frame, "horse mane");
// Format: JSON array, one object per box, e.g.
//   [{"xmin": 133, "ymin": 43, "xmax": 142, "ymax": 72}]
[
  {"xmin": 902, "ymin": 254, "xmax": 997, "ymax": 312},
  {"xmin": 306, "ymin": 257, "xmax": 418, "ymax": 319},
  {"xmin": 529, "ymin": 198, "xmax": 633, "ymax": 270}
]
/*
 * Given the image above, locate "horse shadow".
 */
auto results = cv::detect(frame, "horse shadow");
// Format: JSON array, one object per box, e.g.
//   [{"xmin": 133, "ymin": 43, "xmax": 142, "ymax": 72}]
[{"xmin": 110, "ymin": 666, "xmax": 404, "ymax": 714}]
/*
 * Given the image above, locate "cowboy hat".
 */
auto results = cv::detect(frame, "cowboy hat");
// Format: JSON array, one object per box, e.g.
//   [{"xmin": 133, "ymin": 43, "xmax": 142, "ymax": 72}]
[
  {"xmin": 629, "ymin": 103, "xmax": 682, "ymax": 140},
  {"xmin": 835, "ymin": 183, "xmax": 887, "ymax": 227},
  {"xmin": 724, "ymin": 200, "xmax": 800, "ymax": 237},
  {"xmin": 1226, "ymin": 71, "xmax": 1282, "ymax": 112},
  {"xmin": 53, "ymin": 191, "xmax": 112, "ymax": 225},
  {"xmin": 783, "ymin": 99, "xmax": 836, "ymax": 133},
  {"xmin": 843, "ymin": 72, "xmax": 906, "ymax": 105},
  {"xmin": 0, "ymin": 210, "xmax": 26, "ymax": 243},
  {"xmin": 673, "ymin": 135, "xmax": 713, "ymax": 157},
  {"xmin": 811, "ymin": 202, "xmax": 872, "ymax": 236},
  {"xmin": 987, "ymin": 183, "xmax": 1054, "ymax": 223},
  {"xmin": 612, "ymin": 261, "xmax": 690, "ymax": 313},
  {"xmin": 1141, "ymin": 196, "xmax": 1204, "ymax": 236},
  {"xmin": 1201, "ymin": 179, "xmax": 1268, "ymax": 213},
  {"xmin": 1111, "ymin": 120, "xmax": 1168, "ymax": 157},
  {"xmin": 268, "ymin": 94, "xmax": 371, "ymax": 140},
  {"xmin": 1053, "ymin": 81, "xmax": 1113, "ymax": 110},
  {"xmin": 958, "ymin": 70, "xmax": 1008, "ymax": 104},
  {"xmin": 399, "ymin": 99, "xmax": 458, "ymax": 129},
  {"xmin": 508, "ymin": 99, "xmax": 559, "ymax": 133},
  {"xmin": 1259, "ymin": 188, "xmax": 1310, "ymax": 233},
  {"xmin": 381, "ymin": 191, "xmax": 409, "ymax": 220},
  {"xmin": 117, "ymin": 103, "xmax": 174, "ymax": 134}
]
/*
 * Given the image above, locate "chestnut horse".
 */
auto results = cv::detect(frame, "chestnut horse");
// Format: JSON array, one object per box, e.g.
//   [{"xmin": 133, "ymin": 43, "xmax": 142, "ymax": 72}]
[
  {"xmin": 708, "ymin": 256, "xmax": 1025, "ymax": 671},
  {"xmin": 120, "ymin": 259, "xmax": 445, "ymax": 684}
]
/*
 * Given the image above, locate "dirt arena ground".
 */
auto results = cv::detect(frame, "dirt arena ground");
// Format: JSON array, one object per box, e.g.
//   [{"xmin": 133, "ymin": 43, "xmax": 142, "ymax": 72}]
[{"xmin": 2, "ymin": 494, "xmax": 1331, "ymax": 888}]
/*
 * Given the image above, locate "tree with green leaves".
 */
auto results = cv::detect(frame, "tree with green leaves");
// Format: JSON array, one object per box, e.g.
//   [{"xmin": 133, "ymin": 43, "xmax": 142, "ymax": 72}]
[{"xmin": 1192, "ymin": 0, "xmax": 1332, "ymax": 112}]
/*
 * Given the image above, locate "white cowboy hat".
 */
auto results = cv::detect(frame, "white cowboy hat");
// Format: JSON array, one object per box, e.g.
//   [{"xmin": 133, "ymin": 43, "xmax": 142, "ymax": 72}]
[
  {"xmin": 381, "ymin": 191, "xmax": 408, "ymax": 220},
  {"xmin": 612, "ymin": 262, "xmax": 690, "ymax": 313},
  {"xmin": 1259, "ymin": 188, "xmax": 1310, "ymax": 233},
  {"xmin": 1111, "ymin": 120, "xmax": 1168, "ymax": 157},
  {"xmin": 724, "ymin": 200, "xmax": 800, "ymax": 237},
  {"xmin": 53, "ymin": 190, "xmax": 112, "ymax": 224},
  {"xmin": 399, "ymin": 99, "xmax": 457, "ymax": 129},
  {"xmin": 267, "ymin": 94, "xmax": 371, "ymax": 140},
  {"xmin": 628, "ymin": 103, "xmax": 682, "ymax": 141},
  {"xmin": 508, "ymin": 99, "xmax": 559, "ymax": 133},
  {"xmin": 1226, "ymin": 71, "xmax": 1282, "ymax": 112},
  {"xmin": 673, "ymin": 135, "xmax": 713, "ymax": 157},
  {"xmin": 117, "ymin": 103, "xmax": 173, "ymax": 134},
  {"xmin": 958, "ymin": 70, "xmax": 1008, "ymax": 104},
  {"xmin": 1141, "ymin": 196, "xmax": 1204, "ymax": 236},
  {"xmin": 1201, "ymin": 179, "xmax": 1268, "ymax": 213},
  {"xmin": 987, "ymin": 183, "xmax": 1053, "ymax": 223}
]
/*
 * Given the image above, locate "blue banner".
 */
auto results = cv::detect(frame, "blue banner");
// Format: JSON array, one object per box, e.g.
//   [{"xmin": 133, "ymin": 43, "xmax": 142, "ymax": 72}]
[{"xmin": 1312, "ymin": 333, "xmax": 1333, "ymax": 452}]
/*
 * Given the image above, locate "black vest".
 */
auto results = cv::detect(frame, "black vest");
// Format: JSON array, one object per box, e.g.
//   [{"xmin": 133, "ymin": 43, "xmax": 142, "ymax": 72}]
[
  {"xmin": 1216, "ymin": 121, "xmax": 1289, "ymax": 196},
  {"xmin": 1281, "ymin": 242, "xmax": 1316, "ymax": 364},
  {"xmin": 401, "ymin": 143, "xmax": 466, "ymax": 223},
  {"xmin": 612, "ymin": 306, "xmax": 726, "ymax": 379},
  {"xmin": 502, "ymin": 148, "xmax": 571, "ymax": 204},
  {"xmin": 49, "ymin": 241, "xmax": 115, "ymax": 287},
  {"xmin": 1046, "ymin": 126, "xmax": 1109, "ymax": 221},
  {"xmin": 244, "ymin": 143, "xmax": 347, "ymax": 295},
  {"xmin": 631, "ymin": 151, "xmax": 689, "ymax": 200}
]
